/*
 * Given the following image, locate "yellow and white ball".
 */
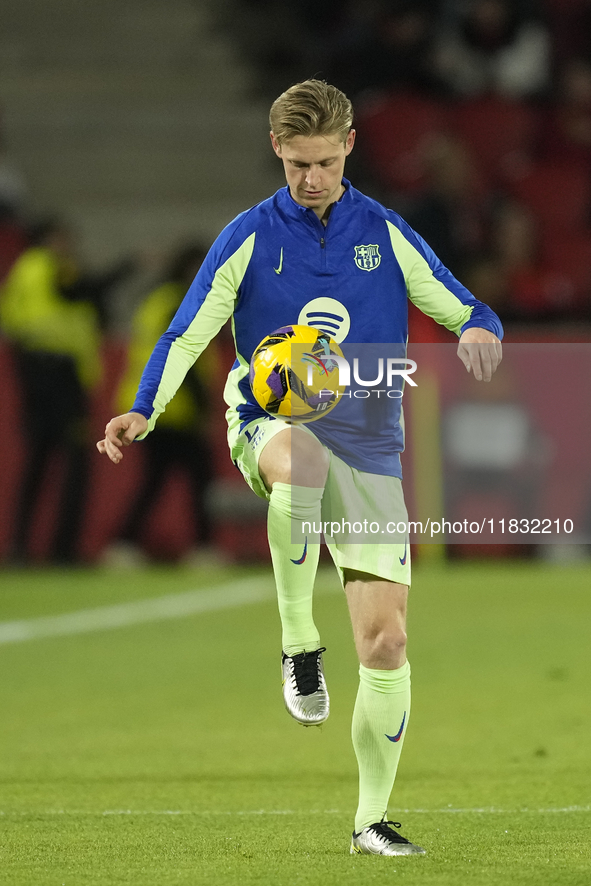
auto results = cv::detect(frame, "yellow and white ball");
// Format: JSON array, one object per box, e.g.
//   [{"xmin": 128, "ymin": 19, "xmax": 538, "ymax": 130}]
[{"xmin": 249, "ymin": 325, "xmax": 346, "ymax": 422}]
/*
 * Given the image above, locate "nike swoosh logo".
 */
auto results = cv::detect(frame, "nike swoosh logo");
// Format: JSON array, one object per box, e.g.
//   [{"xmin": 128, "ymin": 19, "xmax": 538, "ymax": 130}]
[
  {"xmin": 274, "ymin": 247, "xmax": 283, "ymax": 275},
  {"xmin": 290, "ymin": 537, "xmax": 307, "ymax": 565},
  {"xmin": 399, "ymin": 542, "xmax": 407, "ymax": 566},
  {"xmin": 385, "ymin": 711, "xmax": 406, "ymax": 742}
]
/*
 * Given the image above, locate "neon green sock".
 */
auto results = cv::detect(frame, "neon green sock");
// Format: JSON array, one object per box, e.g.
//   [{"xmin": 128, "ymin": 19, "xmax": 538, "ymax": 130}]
[
  {"xmin": 352, "ymin": 661, "xmax": 411, "ymax": 832},
  {"xmin": 267, "ymin": 482, "xmax": 323, "ymax": 656}
]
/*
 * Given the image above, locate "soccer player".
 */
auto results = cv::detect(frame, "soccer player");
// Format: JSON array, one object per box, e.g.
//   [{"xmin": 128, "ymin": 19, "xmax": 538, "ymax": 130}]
[{"xmin": 97, "ymin": 80, "xmax": 502, "ymax": 856}]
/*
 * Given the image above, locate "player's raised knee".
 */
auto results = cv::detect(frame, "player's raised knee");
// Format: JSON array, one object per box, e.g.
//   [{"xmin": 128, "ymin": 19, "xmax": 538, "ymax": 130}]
[
  {"xmin": 290, "ymin": 428, "xmax": 329, "ymax": 487},
  {"xmin": 259, "ymin": 426, "xmax": 329, "ymax": 489}
]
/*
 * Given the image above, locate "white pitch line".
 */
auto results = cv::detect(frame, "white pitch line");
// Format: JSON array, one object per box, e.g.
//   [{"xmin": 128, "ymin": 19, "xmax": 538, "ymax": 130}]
[
  {"xmin": 0, "ymin": 576, "xmax": 277, "ymax": 646},
  {"xmin": 0, "ymin": 806, "xmax": 589, "ymax": 817}
]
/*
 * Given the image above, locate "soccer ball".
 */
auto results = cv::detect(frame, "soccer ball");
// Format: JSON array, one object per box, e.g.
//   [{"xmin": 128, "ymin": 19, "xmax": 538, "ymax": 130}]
[{"xmin": 249, "ymin": 325, "xmax": 346, "ymax": 422}]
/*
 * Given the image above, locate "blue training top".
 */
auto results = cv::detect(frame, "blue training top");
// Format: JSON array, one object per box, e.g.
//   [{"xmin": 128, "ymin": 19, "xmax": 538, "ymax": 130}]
[{"xmin": 132, "ymin": 179, "xmax": 503, "ymax": 477}]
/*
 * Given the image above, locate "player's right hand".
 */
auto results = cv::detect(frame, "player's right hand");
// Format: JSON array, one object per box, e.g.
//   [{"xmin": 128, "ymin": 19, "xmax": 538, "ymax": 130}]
[{"xmin": 96, "ymin": 412, "xmax": 148, "ymax": 464}]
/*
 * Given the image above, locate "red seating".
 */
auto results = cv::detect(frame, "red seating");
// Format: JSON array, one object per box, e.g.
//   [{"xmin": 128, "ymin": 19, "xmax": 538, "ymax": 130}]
[
  {"xmin": 509, "ymin": 162, "xmax": 591, "ymax": 235},
  {"xmin": 453, "ymin": 96, "xmax": 539, "ymax": 182},
  {"xmin": 356, "ymin": 92, "xmax": 449, "ymax": 193},
  {"xmin": 541, "ymin": 233, "xmax": 591, "ymax": 308}
]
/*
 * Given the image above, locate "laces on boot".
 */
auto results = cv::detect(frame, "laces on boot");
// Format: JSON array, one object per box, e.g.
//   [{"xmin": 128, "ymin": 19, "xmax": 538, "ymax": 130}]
[
  {"xmin": 288, "ymin": 647, "xmax": 326, "ymax": 696},
  {"xmin": 370, "ymin": 820, "xmax": 410, "ymax": 845}
]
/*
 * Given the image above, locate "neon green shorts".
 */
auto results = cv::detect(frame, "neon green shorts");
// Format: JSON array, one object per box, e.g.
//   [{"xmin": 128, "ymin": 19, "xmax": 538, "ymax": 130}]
[{"xmin": 228, "ymin": 414, "xmax": 411, "ymax": 586}]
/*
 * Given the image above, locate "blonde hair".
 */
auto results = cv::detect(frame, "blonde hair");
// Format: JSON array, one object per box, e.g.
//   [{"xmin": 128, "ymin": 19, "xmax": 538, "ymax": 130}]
[{"xmin": 269, "ymin": 79, "xmax": 353, "ymax": 145}]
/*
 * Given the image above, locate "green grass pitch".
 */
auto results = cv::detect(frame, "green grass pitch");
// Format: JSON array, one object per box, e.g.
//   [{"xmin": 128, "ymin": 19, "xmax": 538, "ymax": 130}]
[{"xmin": 0, "ymin": 560, "xmax": 589, "ymax": 885}]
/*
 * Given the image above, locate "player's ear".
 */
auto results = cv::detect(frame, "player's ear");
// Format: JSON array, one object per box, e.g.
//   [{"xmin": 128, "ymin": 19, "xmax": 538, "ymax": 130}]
[
  {"xmin": 345, "ymin": 129, "xmax": 356, "ymax": 155},
  {"xmin": 270, "ymin": 132, "xmax": 282, "ymax": 156}
]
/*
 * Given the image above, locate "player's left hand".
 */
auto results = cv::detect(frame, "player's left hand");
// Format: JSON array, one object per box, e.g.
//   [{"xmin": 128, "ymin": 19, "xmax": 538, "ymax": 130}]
[{"xmin": 457, "ymin": 328, "xmax": 502, "ymax": 382}]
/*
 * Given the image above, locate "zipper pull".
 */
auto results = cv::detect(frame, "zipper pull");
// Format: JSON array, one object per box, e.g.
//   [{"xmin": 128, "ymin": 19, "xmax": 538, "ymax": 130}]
[{"xmin": 320, "ymin": 237, "xmax": 326, "ymax": 248}]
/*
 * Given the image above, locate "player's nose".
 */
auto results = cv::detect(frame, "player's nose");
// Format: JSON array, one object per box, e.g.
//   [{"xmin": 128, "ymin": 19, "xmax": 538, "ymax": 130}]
[{"xmin": 305, "ymin": 166, "xmax": 321, "ymax": 187}]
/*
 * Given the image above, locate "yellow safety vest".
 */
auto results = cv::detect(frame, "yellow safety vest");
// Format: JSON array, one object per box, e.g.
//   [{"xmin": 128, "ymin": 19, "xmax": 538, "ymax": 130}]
[{"xmin": 0, "ymin": 247, "xmax": 101, "ymax": 388}]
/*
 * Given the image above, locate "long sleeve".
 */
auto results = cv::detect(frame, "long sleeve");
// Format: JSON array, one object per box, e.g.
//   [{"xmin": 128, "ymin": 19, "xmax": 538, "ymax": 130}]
[
  {"xmin": 132, "ymin": 228, "xmax": 256, "ymax": 436},
  {"xmin": 386, "ymin": 218, "xmax": 503, "ymax": 339}
]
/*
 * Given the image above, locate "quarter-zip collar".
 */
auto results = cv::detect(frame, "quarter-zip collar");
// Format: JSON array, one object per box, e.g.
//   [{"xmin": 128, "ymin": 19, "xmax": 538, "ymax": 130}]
[{"xmin": 278, "ymin": 178, "xmax": 353, "ymax": 228}]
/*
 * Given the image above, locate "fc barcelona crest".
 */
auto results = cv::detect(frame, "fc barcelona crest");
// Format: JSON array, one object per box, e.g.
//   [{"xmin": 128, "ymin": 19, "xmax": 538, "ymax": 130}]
[{"xmin": 354, "ymin": 244, "xmax": 381, "ymax": 271}]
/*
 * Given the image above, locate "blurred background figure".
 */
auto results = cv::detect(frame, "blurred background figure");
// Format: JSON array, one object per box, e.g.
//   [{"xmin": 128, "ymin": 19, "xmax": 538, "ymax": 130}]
[
  {"xmin": 0, "ymin": 218, "xmax": 133, "ymax": 565},
  {"xmin": 328, "ymin": 0, "xmax": 444, "ymax": 99},
  {"xmin": 435, "ymin": 0, "xmax": 550, "ymax": 99},
  {"xmin": 101, "ymin": 243, "xmax": 224, "ymax": 569},
  {"xmin": 492, "ymin": 199, "xmax": 591, "ymax": 322},
  {"xmin": 540, "ymin": 57, "xmax": 591, "ymax": 167},
  {"xmin": 405, "ymin": 133, "xmax": 489, "ymax": 276}
]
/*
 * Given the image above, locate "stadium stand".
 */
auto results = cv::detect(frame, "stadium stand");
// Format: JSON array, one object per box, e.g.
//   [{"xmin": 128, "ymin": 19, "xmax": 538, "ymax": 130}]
[
  {"xmin": 451, "ymin": 96, "xmax": 539, "ymax": 182},
  {"xmin": 1, "ymin": 0, "xmax": 590, "ymax": 565},
  {"xmin": 509, "ymin": 162, "xmax": 591, "ymax": 236},
  {"xmin": 356, "ymin": 92, "xmax": 449, "ymax": 194}
]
